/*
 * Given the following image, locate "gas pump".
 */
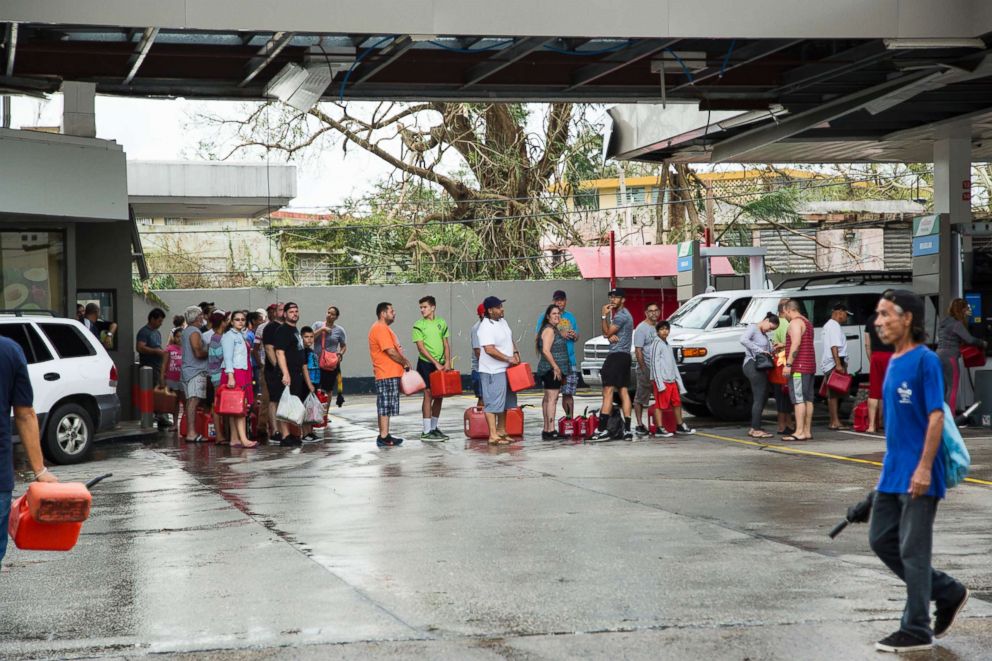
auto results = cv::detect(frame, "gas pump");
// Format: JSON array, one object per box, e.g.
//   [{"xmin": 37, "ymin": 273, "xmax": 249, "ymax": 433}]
[{"xmin": 676, "ymin": 240, "xmax": 769, "ymax": 303}]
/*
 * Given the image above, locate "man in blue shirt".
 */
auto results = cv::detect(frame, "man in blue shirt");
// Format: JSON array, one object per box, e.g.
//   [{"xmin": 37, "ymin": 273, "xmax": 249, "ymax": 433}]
[
  {"xmin": 868, "ymin": 290, "xmax": 968, "ymax": 653},
  {"xmin": 534, "ymin": 290, "xmax": 580, "ymax": 417},
  {"xmin": 0, "ymin": 335, "xmax": 58, "ymax": 568}
]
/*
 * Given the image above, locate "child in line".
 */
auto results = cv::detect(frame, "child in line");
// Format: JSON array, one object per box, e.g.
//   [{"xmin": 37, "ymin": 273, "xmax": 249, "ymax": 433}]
[
  {"xmin": 159, "ymin": 327, "xmax": 184, "ymax": 432},
  {"xmin": 650, "ymin": 320, "xmax": 695, "ymax": 438},
  {"xmin": 300, "ymin": 326, "xmax": 320, "ymax": 442}
]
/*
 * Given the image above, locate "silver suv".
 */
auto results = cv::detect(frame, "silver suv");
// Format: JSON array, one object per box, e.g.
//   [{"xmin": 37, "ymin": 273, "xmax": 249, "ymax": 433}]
[{"xmin": 3, "ymin": 312, "xmax": 121, "ymax": 464}]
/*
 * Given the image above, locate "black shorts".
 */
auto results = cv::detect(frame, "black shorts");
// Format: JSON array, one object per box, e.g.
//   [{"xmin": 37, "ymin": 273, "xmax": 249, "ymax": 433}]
[
  {"xmin": 319, "ymin": 367, "xmax": 340, "ymax": 392},
  {"xmin": 540, "ymin": 370, "xmax": 562, "ymax": 390},
  {"xmin": 265, "ymin": 369, "xmax": 283, "ymax": 401},
  {"xmin": 416, "ymin": 359, "xmax": 438, "ymax": 389},
  {"xmin": 601, "ymin": 352, "xmax": 632, "ymax": 389}
]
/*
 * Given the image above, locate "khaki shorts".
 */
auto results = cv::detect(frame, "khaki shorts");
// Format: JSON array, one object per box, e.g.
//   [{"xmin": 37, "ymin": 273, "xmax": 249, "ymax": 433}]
[
  {"xmin": 634, "ymin": 366, "xmax": 653, "ymax": 406},
  {"xmin": 182, "ymin": 372, "xmax": 207, "ymax": 400}
]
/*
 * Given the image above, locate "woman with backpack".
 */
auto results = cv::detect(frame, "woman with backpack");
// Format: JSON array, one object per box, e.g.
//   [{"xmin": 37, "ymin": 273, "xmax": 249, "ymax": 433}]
[{"xmin": 314, "ymin": 306, "xmax": 347, "ymax": 407}]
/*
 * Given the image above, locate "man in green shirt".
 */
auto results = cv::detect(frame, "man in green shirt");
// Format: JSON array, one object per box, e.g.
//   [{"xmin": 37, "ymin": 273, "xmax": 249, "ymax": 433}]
[
  {"xmin": 413, "ymin": 295, "xmax": 452, "ymax": 440},
  {"xmin": 771, "ymin": 297, "xmax": 794, "ymax": 435}
]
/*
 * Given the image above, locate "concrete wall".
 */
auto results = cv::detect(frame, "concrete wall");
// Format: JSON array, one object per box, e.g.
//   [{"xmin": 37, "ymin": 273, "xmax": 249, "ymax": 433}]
[{"xmin": 133, "ymin": 278, "xmax": 673, "ymax": 386}]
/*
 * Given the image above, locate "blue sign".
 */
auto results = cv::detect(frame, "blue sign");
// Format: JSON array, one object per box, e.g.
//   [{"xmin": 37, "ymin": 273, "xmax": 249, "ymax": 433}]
[
  {"xmin": 965, "ymin": 292, "xmax": 982, "ymax": 323},
  {"xmin": 911, "ymin": 235, "xmax": 939, "ymax": 257},
  {"xmin": 677, "ymin": 256, "xmax": 693, "ymax": 272}
]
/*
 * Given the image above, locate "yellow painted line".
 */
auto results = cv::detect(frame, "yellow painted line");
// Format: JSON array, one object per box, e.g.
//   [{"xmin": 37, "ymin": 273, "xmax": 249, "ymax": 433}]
[{"xmin": 695, "ymin": 431, "xmax": 992, "ymax": 487}]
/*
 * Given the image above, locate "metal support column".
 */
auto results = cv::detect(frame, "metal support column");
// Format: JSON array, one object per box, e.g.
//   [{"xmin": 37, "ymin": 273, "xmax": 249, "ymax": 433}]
[{"xmin": 932, "ymin": 124, "xmax": 971, "ymax": 312}]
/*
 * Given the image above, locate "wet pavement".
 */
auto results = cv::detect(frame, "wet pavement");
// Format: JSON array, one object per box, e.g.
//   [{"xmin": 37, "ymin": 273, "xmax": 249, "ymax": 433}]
[{"xmin": 4, "ymin": 393, "xmax": 992, "ymax": 660}]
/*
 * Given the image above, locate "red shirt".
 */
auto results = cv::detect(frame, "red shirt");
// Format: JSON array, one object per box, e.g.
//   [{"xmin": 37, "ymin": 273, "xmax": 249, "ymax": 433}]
[{"xmin": 785, "ymin": 316, "xmax": 816, "ymax": 374}]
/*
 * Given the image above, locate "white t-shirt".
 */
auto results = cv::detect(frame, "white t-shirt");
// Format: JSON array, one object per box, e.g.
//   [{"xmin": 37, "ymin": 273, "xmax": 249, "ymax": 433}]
[
  {"xmin": 820, "ymin": 318, "xmax": 848, "ymax": 372},
  {"xmin": 476, "ymin": 318, "xmax": 514, "ymax": 374}
]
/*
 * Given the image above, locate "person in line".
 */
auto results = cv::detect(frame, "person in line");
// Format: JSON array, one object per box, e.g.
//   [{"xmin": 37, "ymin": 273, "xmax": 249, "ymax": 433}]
[
  {"xmin": 632, "ymin": 302, "xmax": 662, "ymax": 435},
  {"xmin": 301, "ymin": 325, "xmax": 322, "ymax": 442},
  {"xmin": 477, "ymin": 296, "xmax": 521, "ymax": 445},
  {"xmin": 868, "ymin": 289, "xmax": 969, "ymax": 653},
  {"xmin": 222, "ymin": 311, "xmax": 256, "ymax": 448},
  {"xmin": 82, "ymin": 302, "xmax": 117, "ymax": 349},
  {"xmin": 368, "ymin": 302, "xmax": 411, "ymax": 447},
  {"xmin": 781, "ymin": 300, "xmax": 815, "ymax": 442},
  {"xmin": 470, "ymin": 303, "xmax": 485, "ymax": 408},
  {"xmin": 936, "ymin": 298, "xmax": 988, "ymax": 413},
  {"xmin": 650, "ymin": 320, "xmax": 695, "ymax": 437},
  {"xmin": 198, "ymin": 301, "xmax": 215, "ymax": 332},
  {"xmin": 591, "ymin": 288, "xmax": 634, "ymax": 441},
  {"xmin": 262, "ymin": 303, "xmax": 285, "ymax": 442},
  {"xmin": 247, "ymin": 311, "xmax": 265, "ymax": 404},
  {"xmin": 206, "ymin": 311, "xmax": 231, "ymax": 444},
  {"xmin": 180, "ymin": 306, "xmax": 210, "ymax": 443},
  {"xmin": 159, "ymin": 326, "xmax": 184, "ymax": 431},
  {"xmin": 136, "ymin": 307, "xmax": 170, "ymax": 428},
  {"xmin": 412, "ymin": 296, "xmax": 452, "ymax": 441},
  {"xmin": 534, "ymin": 291, "xmax": 580, "ymax": 419},
  {"xmin": 314, "ymin": 306, "xmax": 347, "ymax": 408},
  {"xmin": 274, "ymin": 303, "xmax": 315, "ymax": 446},
  {"xmin": 771, "ymin": 298, "xmax": 795, "ymax": 436},
  {"xmin": 821, "ymin": 303, "xmax": 851, "ymax": 431},
  {"xmin": 740, "ymin": 312, "xmax": 780, "ymax": 439},
  {"xmin": 864, "ymin": 309, "xmax": 894, "ymax": 434},
  {"xmin": 536, "ymin": 304, "xmax": 568, "ymax": 440},
  {"xmin": 0, "ymin": 333, "xmax": 59, "ymax": 569},
  {"xmin": 172, "ymin": 314, "xmax": 186, "ymax": 331}
]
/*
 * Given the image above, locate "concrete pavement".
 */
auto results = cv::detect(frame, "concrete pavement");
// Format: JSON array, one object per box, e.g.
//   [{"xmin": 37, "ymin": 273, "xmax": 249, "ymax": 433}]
[{"xmin": 3, "ymin": 392, "xmax": 992, "ymax": 660}]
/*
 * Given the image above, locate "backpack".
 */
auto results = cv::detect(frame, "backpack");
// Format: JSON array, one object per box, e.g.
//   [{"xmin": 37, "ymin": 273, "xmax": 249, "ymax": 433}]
[
  {"xmin": 606, "ymin": 408, "xmax": 625, "ymax": 440},
  {"xmin": 941, "ymin": 402, "xmax": 970, "ymax": 488}
]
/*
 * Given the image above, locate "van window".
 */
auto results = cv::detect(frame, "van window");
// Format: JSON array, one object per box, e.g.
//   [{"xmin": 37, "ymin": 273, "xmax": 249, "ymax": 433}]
[
  {"xmin": 668, "ymin": 297, "xmax": 728, "ymax": 329},
  {"xmin": 39, "ymin": 323, "xmax": 96, "ymax": 358},
  {"xmin": 0, "ymin": 323, "xmax": 54, "ymax": 364}
]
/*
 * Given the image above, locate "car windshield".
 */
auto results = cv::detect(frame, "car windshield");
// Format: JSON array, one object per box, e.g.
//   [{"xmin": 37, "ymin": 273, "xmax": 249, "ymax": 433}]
[
  {"xmin": 667, "ymin": 297, "xmax": 728, "ymax": 329},
  {"xmin": 740, "ymin": 296, "xmax": 783, "ymax": 325}
]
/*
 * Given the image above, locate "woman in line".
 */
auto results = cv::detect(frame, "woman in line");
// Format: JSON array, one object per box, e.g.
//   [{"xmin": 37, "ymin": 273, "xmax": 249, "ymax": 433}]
[
  {"xmin": 206, "ymin": 311, "xmax": 231, "ymax": 444},
  {"xmin": 314, "ymin": 305, "xmax": 348, "ymax": 407},
  {"xmin": 536, "ymin": 305, "xmax": 568, "ymax": 440},
  {"xmin": 740, "ymin": 312, "xmax": 780, "ymax": 439},
  {"xmin": 222, "ymin": 311, "xmax": 257, "ymax": 448},
  {"xmin": 936, "ymin": 298, "xmax": 988, "ymax": 413}
]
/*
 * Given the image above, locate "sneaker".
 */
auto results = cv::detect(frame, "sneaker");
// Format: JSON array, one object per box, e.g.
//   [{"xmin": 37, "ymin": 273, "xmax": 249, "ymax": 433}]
[
  {"xmin": 387, "ymin": 434, "xmax": 405, "ymax": 447},
  {"xmin": 270, "ymin": 431, "xmax": 283, "ymax": 443},
  {"xmin": 676, "ymin": 423, "xmax": 696, "ymax": 435},
  {"xmin": 431, "ymin": 428, "xmax": 450, "ymax": 440},
  {"xmin": 421, "ymin": 431, "xmax": 437, "ymax": 441},
  {"xmin": 336, "ymin": 394, "xmax": 345, "ymax": 408},
  {"xmin": 934, "ymin": 587, "xmax": 969, "ymax": 639},
  {"xmin": 280, "ymin": 435, "xmax": 302, "ymax": 447},
  {"xmin": 541, "ymin": 431, "xmax": 557, "ymax": 440},
  {"xmin": 654, "ymin": 430, "xmax": 674, "ymax": 438},
  {"xmin": 376, "ymin": 436, "xmax": 390, "ymax": 448},
  {"xmin": 875, "ymin": 630, "xmax": 932, "ymax": 653},
  {"xmin": 589, "ymin": 429, "xmax": 611, "ymax": 441},
  {"xmin": 623, "ymin": 430, "xmax": 634, "ymax": 441},
  {"xmin": 634, "ymin": 425, "xmax": 649, "ymax": 436},
  {"xmin": 301, "ymin": 433, "xmax": 319, "ymax": 443}
]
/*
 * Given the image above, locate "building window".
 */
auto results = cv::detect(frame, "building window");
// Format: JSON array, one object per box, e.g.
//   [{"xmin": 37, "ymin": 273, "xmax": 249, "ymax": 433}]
[
  {"xmin": 77, "ymin": 289, "xmax": 118, "ymax": 351},
  {"xmin": 573, "ymin": 189, "xmax": 599, "ymax": 211},
  {"xmin": 294, "ymin": 255, "xmax": 332, "ymax": 286},
  {"xmin": 0, "ymin": 231, "xmax": 66, "ymax": 315},
  {"xmin": 624, "ymin": 187, "xmax": 645, "ymax": 205}
]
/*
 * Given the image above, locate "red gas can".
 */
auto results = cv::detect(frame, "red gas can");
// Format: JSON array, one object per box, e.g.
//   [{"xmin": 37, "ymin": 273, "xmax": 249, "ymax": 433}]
[
  {"xmin": 505, "ymin": 407, "xmax": 524, "ymax": 436},
  {"xmin": 557, "ymin": 415, "xmax": 575, "ymax": 437},
  {"xmin": 215, "ymin": 386, "xmax": 247, "ymax": 416},
  {"xmin": 429, "ymin": 369, "xmax": 463, "ymax": 397},
  {"xmin": 648, "ymin": 405, "xmax": 677, "ymax": 434},
  {"xmin": 507, "ymin": 363, "xmax": 535, "ymax": 392},
  {"xmin": 464, "ymin": 406, "xmax": 489, "ymax": 439},
  {"xmin": 962, "ymin": 344, "xmax": 987, "ymax": 368},
  {"xmin": 196, "ymin": 408, "xmax": 217, "ymax": 441},
  {"xmin": 581, "ymin": 411, "xmax": 599, "ymax": 438},
  {"xmin": 313, "ymin": 390, "xmax": 329, "ymax": 429},
  {"xmin": 8, "ymin": 475, "xmax": 110, "ymax": 552}
]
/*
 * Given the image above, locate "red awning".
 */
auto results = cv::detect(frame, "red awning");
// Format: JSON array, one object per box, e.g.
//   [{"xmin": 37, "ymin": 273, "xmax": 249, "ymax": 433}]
[{"xmin": 568, "ymin": 245, "xmax": 736, "ymax": 279}]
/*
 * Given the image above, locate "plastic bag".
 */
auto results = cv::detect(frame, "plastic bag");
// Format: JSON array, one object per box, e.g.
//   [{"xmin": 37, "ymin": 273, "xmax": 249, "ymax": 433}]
[
  {"xmin": 942, "ymin": 402, "xmax": 970, "ymax": 488},
  {"xmin": 276, "ymin": 388, "xmax": 305, "ymax": 425},
  {"xmin": 303, "ymin": 392, "xmax": 324, "ymax": 425}
]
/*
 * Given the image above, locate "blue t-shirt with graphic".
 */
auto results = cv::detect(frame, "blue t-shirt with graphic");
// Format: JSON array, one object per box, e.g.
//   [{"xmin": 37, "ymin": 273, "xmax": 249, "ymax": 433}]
[
  {"xmin": 306, "ymin": 348, "xmax": 320, "ymax": 385},
  {"xmin": 878, "ymin": 345, "xmax": 947, "ymax": 499}
]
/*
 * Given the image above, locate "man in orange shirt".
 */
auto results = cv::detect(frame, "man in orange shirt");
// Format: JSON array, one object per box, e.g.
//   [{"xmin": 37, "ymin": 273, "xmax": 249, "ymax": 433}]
[{"xmin": 368, "ymin": 302, "xmax": 411, "ymax": 447}]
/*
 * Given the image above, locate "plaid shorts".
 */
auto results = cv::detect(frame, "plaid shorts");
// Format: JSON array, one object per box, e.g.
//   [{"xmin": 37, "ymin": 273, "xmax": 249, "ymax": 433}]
[
  {"xmin": 375, "ymin": 377, "xmax": 401, "ymax": 417},
  {"xmin": 560, "ymin": 370, "xmax": 578, "ymax": 396}
]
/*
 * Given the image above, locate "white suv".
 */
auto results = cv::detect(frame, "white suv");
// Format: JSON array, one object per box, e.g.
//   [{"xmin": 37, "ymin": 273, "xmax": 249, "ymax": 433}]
[
  {"xmin": 671, "ymin": 273, "xmax": 920, "ymax": 421},
  {"xmin": 3, "ymin": 313, "xmax": 121, "ymax": 464}
]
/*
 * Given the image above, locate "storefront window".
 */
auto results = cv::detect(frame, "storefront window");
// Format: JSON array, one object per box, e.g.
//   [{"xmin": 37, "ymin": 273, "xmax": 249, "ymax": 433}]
[
  {"xmin": 1, "ymin": 231, "xmax": 65, "ymax": 314},
  {"xmin": 77, "ymin": 289, "xmax": 118, "ymax": 351}
]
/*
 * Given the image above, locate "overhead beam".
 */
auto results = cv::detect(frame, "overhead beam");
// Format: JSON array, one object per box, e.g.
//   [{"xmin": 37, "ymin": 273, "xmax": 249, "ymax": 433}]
[
  {"xmin": 238, "ymin": 31, "xmax": 295, "ymax": 88},
  {"xmin": 4, "ymin": 23, "xmax": 17, "ymax": 77},
  {"xmin": 566, "ymin": 39, "xmax": 679, "ymax": 90},
  {"xmin": 123, "ymin": 27, "xmax": 159, "ymax": 85},
  {"xmin": 352, "ymin": 35, "xmax": 415, "ymax": 85},
  {"xmin": 669, "ymin": 39, "xmax": 802, "ymax": 92},
  {"xmin": 461, "ymin": 37, "xmax": 552, "ymax": 88},
  {"xmin": 773, "ymin": 41, "xmax": 892, "ymax": 96},
  {"xmin": 711, "ymin": 68, "xmax": 939, "ymax": 162}
]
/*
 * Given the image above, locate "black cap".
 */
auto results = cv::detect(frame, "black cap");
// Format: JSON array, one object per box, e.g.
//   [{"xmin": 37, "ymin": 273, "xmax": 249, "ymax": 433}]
[
  {"xmin": 832, "ymin": 302, "xmax": 850, "ymax": 313},
  {"xmin": 198, "ymin": 301, "xmax": 214, "ymax": 309},
  {"xmin": 482, "ymin": 296, "xmax": 505, "ymax": 309},
  {"xmin": 552, "ymin": 290, "xmax": 567, "ymax": 301},
  {"xmin": 883, "ymin": 289, "xmax": 924, "ymax": 321},
  {"xmin": 608, "ymin": 288, "xmax": 625, "ymax": 297}
]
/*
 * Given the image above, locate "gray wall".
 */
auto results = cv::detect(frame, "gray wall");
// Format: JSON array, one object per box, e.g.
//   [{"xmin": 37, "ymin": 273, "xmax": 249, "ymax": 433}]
[{"xmin": 133, "ymin": 278, "xmax": 672, "ymax": 381}]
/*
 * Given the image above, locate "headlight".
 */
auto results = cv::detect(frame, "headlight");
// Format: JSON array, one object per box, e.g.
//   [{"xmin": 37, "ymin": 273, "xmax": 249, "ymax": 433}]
[{"xmin": 682, "ymin": 347, "xmax": 707, "ymax": 358}]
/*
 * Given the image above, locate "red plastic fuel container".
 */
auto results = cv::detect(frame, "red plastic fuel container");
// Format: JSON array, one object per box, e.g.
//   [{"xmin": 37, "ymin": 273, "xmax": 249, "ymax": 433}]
[
  {"xmin": 429, "ymin": 369, "xmax": 463, "ymax": 397},
  {"xmin": 505, "ymin": 407, "xmax": 524, "ymax": 436},
  {"xmin": 506, "ymin": 363, "xmax": 535, "ymax": 392},
  {"xmin": 648, "ymin": 405, "xmax": 677, "ymax": 434},
  {"xmin": 8, "ymin": 476, "xmax": 110, "ymax": 552},
  {"xmin": 464, "ymin": 406, "xmax": 489, "ymax": 439}
]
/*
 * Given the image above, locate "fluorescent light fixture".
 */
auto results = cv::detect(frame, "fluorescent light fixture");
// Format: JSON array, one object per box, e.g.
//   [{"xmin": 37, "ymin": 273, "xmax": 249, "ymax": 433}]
[
  {"xmin": 883, "ymin": 38, "xmax": 985, "ymax": 50},
  {"xmin": 266, "ymin": 59, "xmax": 351, "ymax": 111},
  {"xmin": 650, "ymin": 52, "xmax": 709, "ymax": 74},
  {"xmin": 716, "ymin": 104, "xmax": 788, "ymax": 130}
]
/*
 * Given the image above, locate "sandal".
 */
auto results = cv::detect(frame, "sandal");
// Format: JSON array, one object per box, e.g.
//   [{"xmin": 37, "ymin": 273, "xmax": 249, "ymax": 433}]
[
  {"xmin": 781, "ymin": 435, "xmax": 806, "ymax": 442},
  {"xmin": 186, "ymin": 435, "xmax": 206, "ymax": 443},
  {"xmin": 242, "ymin": 440, "xmax": 259, "ymax": 448},
  {"xmin": 749, "ymin": 431, "xmax": 774, "ymax": 439},
  {"xmin": 827, "ymin": 425, "xmax": 849, "ymax": 431}
]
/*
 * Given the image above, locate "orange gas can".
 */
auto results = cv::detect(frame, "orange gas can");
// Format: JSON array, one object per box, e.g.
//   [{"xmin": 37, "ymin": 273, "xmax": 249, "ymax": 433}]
[{"xmin": 8, "ymin": 475, "xmax": 111, "ymax": 552}]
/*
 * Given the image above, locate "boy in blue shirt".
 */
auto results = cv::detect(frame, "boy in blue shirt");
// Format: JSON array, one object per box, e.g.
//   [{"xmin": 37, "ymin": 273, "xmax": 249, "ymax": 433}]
[{"xmin": 868, "ymin": 290, "xmax": 968, "ymax": 653}]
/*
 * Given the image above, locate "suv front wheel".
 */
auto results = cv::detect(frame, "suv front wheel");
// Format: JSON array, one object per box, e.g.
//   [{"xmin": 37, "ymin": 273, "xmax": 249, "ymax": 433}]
[
  {"xmin": 706, "ymin": 365, "xmax": 752, "ymax": 421},
  {"xmin": 43, "ymin": 403, "xmax": 95, "ymax": 464}
]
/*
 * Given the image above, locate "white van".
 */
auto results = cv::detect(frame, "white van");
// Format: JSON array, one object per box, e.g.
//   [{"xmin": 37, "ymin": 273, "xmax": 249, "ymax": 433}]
[{"xmin": 3, "ymin": 313, "xmax": 121, "ymax": 464}]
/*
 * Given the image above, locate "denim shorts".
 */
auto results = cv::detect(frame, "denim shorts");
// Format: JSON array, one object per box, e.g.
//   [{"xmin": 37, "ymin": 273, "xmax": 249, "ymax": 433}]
[{"xmin": 0, "ymin": 490, "xmax": 11, "ymax": 567}]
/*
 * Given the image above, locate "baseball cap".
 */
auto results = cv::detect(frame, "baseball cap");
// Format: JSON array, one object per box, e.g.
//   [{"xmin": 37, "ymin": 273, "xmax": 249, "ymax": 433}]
[
  {"xmin": 476, "ymin": 303, "xmax": 486, "ymax": 316},
  {"xmin": 552, "ymin": 290, "xmax": 567, "ymax": 300},
  {"xmin": 266, "ymin": 302, "xmax": 280, "ymax": 311},
  {"xmin": 255, "ymin": 308, "xmax": 267, "ymax": 317},
  {"xmin": 482, "ymin": 296, "xmax": 505, "ymax": 310},
  {"xmin": 608, "ymin": 288, "xmax": 626, "ymax": 297},
  {"xmin": 832, "ymin": 302, "xmax": 850, "ymax": 313},
  {"xmin": 198, "ymin": 300, "xmax": 214, "ymax": 309},
  {"xmin": 882, "ymin": 289, "xmax": 924, "ymax": 321}
]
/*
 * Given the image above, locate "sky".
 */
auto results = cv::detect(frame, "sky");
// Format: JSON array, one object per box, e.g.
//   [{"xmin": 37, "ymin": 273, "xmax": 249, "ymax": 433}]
[{"xmin": 9, "ymin": 94, "xmax": 396, "ymax": 209}]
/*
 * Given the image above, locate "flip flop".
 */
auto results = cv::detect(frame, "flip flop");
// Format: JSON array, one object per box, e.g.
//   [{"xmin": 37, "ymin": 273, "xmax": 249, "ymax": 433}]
[
  {"xmin": 827, "ymin": 426, "xmax": 850, "ymax": 431},
  {"xmin": 749, "ymin": 431, "xmax": 774, "ymax": 439},
  {"xmin": 780, "ymin": 435, "xmax": 806, "ymax": 442}
]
